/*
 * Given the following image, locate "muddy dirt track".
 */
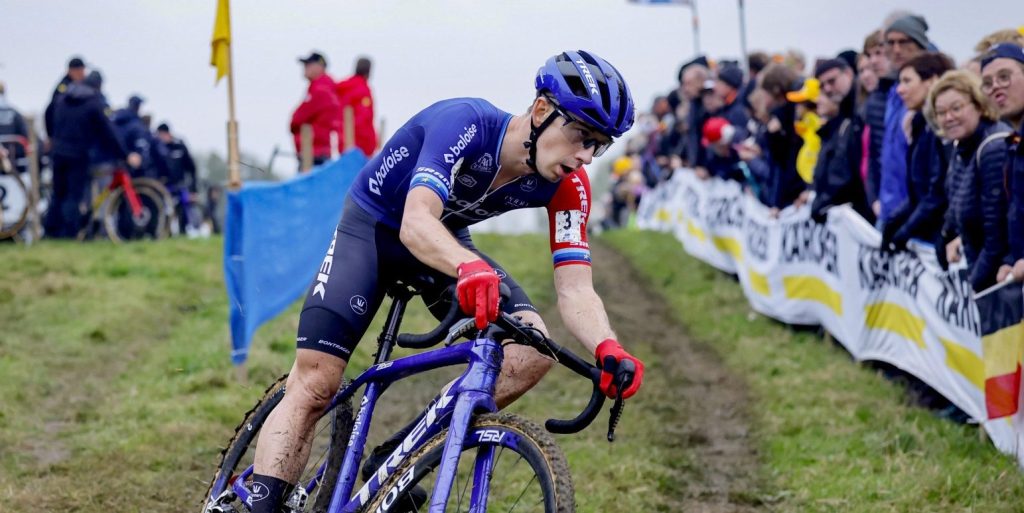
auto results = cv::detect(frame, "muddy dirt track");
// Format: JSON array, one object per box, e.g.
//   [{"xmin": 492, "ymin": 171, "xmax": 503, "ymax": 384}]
[{"xmin": 374, "ymin": 241, "xmax": 765, "ymax": 512}]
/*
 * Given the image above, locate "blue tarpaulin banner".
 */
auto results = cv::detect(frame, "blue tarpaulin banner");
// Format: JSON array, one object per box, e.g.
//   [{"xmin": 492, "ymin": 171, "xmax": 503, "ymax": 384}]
[{"xmin": 224, "ymin": 150, "xmax": 367, "ymax": 364}]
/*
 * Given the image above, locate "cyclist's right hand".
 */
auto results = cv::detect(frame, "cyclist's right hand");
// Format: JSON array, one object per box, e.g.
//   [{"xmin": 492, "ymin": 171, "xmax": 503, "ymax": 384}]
[
  {"xmin": 595, "ymin": 339, "xmax": 645, "ymax": 399},
  {"xmin": 456, "ymin": 259, "xmax": 500, "ymax": 330}
]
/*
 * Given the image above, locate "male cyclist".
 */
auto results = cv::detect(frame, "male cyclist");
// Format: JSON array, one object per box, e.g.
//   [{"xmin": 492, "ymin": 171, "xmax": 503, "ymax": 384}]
[{"xmin": 248, "ymin": 50, "xmax": 646, "ymax": 513}]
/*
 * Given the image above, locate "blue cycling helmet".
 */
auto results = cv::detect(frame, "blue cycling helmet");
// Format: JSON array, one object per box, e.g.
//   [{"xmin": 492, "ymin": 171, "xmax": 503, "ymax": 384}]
[{"xmin": 535, "ymin": 50, "xmax": 635, "ymax": 138}]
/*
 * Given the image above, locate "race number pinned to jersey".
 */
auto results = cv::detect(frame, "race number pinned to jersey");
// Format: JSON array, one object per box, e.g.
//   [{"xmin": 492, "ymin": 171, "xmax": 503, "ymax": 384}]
[{"xmin": 554, "ymin": 210, "xmax": 585, "ymax": 244}]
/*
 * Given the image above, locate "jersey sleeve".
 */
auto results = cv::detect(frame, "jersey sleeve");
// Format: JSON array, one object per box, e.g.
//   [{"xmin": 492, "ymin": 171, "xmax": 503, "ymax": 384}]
[
  {"xmin": 546, "ymin": 169, "xmax": 591, "ymax": 268},
  {"xmin": 408, "ymin": 102, "xmax": 485, "ymax": 203}
]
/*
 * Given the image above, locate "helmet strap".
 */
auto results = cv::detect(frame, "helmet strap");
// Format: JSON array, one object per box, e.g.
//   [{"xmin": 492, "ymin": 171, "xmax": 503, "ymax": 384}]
[{"xmin": 524, "ymin": 111, "xmax": 559, "ymax": 173}]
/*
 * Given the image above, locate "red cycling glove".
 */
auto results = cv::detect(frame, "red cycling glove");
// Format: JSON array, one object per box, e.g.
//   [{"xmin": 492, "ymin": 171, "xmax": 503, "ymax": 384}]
[
  {"xmin": 456, "ymin": 259, "xmax": 501, "ymax": 330},
  {"xmin": 595, "ymin": 339, "xmax": 645, "ymax": 399}
]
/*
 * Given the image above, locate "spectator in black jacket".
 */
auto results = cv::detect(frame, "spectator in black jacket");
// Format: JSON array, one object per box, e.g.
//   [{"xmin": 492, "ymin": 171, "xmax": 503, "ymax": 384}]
[
  {"xmin": 980, "ymin": 44, "xmax": 1024, "ymax": 282},
  {"xmin": 0, "ymin": 82, "xmax": 38, "ymax": 174},
  {"xmin": 930, "ymin": 70, "xmax": 1013, "ymax": 291},
  {"xmin": 111, "ymin": 95, "xmax": 168, "ymax": 178},
  {"xmin": 44, "ymin": 56, "xmax": 86, "ymax": 142},
  {"xmin": 862, "ymin": 30, "xmax": 891, "ymax": 219},
  {"xmin": 809, "ymin": 58, "xmax": 872, "ymax": 223},
  {"xmin": 881, "ymin": 53, "xmax": 955, "ymax": 253},
  {"xmin": 680, "ymin": 61, "xmax": 710, "ymax": 169},
  {"xmin": 740, "ymin": 63, "xmax": 803, "ymax": 213},
  {"xmin": 156, "ymin": 122, "xmax": 199, "ymax": 234},
  {"xmin": 47, "ymin": 71, "xmax": 140, "ymax": 238}
]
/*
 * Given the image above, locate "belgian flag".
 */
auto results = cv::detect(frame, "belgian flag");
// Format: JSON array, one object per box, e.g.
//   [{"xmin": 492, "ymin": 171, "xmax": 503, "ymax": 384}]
[{"xmin": 978, "ymin": 283, "xmax": 1024, "ymax": 419}]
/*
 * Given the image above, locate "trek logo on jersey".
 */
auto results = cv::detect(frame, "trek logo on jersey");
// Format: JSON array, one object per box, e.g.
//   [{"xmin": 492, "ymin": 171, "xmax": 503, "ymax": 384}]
[
  {"xmin": 312, "ymin": 231, "xmax": 338, "ymax": 300},
  {"xmin": 368, "ymin": 146, "xmax": 411, "ymax": 195},
  {"xmin": 470, "ymin": 152, "xmax": 493, "ymax": 172},
  {"xmin": 443, "ymin": 124, "xmax": 478, "ymax": 164},
  {"xmin": 575, "ymin": 59, "xmax": 600, "ymax": 96},
  {"xmin": 570, "ymin": 173, "xmax": 589, "ymax": 213}
]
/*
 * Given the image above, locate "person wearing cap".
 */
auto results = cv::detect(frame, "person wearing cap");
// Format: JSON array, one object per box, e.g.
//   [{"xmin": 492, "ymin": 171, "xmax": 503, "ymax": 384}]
[
  {"xmin": 335, "ymin": 56, "xmax": 378, "ymax": 157},
  {"xmin": 699, "ymin": 64, "xmax": 749, "ymax": 181},
  {"xmin": 806, "ymin": 58, "xmax": 872, "ymax": 223},
  {"xmin": 981, "ymin": 44, "xmax": 1024, "ymax": 282},
  {"xmin": 787, "ymin": 77, "xmax": 822, "ymax": 187},
  {"xmin": 290, "ymin": 51, "xmax": 342, "ymax": 170},
  {"xmin": 44, "ymin": 56, "xmax": 87, "ymax": 141},
  {"xmin": 155, "ymin": 122, "xmax": 200, "ymax": 235},
  {"xmin": 107, "ymin": 94, "xmax": 169, "ymax": 179},
  {"xmin": 48, "ymin": 71, "xmax": 140, "ymax": 238},
  {"xmin": 878, "ymin": 14, "xmax": 930, "ymax": 224}
]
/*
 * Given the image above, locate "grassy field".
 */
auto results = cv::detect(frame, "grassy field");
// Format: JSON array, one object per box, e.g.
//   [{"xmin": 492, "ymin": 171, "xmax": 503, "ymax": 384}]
[
  {"xmin": 0, "ymin": 236, "xmax": 681, "ymax": 512},
  {"xmin": 2, "ymin": 232, "xmax": 1022, "ymax": 512},
  {"xmin": 603, "ymin": 230, "xmax": 1024, "ymax": 512}
]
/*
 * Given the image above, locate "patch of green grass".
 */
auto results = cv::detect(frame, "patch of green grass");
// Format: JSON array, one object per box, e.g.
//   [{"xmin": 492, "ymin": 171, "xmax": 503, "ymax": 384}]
[
  {"xmin": 604, "ymin": 230, "xmax": 1024, "ymax": 512},
  {"xmin": 0, "ymin": 235, "xmax": 680, "ymax": 512}
]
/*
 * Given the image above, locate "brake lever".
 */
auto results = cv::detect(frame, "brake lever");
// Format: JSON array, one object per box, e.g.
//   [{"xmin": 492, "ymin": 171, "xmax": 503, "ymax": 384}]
[
  {"xmin": 606, "ymin": 360, "xmax": 635, "ymax": 442},
  {"xmin": 444, "ymin": 317, "xmax": 477, "ymax": 346}
]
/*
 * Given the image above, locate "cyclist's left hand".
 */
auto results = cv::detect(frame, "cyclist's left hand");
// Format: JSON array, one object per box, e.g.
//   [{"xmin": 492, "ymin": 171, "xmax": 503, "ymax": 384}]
[{"xmin": 595, "ymin": 339, "xmax": 644, "ymax": 399}]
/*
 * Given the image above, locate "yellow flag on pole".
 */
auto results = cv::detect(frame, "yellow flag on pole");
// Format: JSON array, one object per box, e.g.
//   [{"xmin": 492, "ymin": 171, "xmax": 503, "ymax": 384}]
[{"xmin": 210, "ymin": 0, "xmax": 231, "ymax": 84}]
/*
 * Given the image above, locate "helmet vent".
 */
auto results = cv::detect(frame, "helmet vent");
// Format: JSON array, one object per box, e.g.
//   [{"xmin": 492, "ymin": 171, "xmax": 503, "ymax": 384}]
[{"xmin": 614, "ymin": 80, "xmax": 628, "ymax": 129}]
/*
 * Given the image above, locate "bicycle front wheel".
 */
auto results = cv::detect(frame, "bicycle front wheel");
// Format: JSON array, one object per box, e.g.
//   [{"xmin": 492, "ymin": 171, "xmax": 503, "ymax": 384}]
[
  {"xmin": 102, "ymin": 183, "xmax": 168, "ymax": 243},
  {"xmin": 201, "ymin": 374, "xmax": 354, "ymax": 513},
  {"xmin": 366, "ymin": 413, "xmax": 574, "ymax": 513}
]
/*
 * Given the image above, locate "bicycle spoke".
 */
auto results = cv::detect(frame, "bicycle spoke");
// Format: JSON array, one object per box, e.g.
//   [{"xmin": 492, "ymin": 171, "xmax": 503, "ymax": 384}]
[{"xmin": 508, "ymin": 473, "xmax": 538, "ymax": 512}]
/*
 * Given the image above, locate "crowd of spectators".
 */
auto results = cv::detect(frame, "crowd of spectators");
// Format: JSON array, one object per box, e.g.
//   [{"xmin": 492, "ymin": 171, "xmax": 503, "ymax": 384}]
[
  {"xmin": 611, "ymin": 14, "xmax": 1024, "ymax": 293},
  {"xmin": 0, "ymin": 56, "xmax": 208, "ymax": 240},
  {"xmin": 290, "ymin": 51, "xmax": 378, "ymax": 169}
]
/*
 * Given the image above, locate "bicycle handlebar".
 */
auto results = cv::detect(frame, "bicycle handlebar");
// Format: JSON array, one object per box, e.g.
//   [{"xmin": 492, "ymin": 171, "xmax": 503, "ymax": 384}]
[{"xmin": 393, "ymin": 283, "xmax": 631, "ymax": 440}]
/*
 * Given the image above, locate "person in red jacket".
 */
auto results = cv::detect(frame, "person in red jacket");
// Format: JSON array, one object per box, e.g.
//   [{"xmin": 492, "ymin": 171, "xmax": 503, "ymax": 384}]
[
  {"xmin": 335, "ymin": 56, "xmax": 378, "ymax": 157},
  {"xmin": 290, "ymin": 52, "xmax": 341, "ymax": 170}
]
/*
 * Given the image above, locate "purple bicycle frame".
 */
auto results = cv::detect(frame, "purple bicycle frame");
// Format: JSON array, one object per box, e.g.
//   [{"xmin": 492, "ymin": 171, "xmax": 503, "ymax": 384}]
[{"xmin": 230, "ymin": 335, "xmax": 505, "ymax": 513}]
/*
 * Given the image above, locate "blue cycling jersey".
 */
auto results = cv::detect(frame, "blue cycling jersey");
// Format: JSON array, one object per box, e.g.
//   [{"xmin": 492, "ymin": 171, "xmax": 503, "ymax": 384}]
[{"xmin": 349, "ymin": 97, "xmax": 593, "ymax": 268}]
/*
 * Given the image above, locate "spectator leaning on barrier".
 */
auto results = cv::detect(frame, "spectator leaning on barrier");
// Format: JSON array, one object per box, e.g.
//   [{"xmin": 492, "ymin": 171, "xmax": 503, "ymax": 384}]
[
  {"xmin": 863, "ymin": 30, "xmax": 892, "ymax": 218},
  {"xmin": 879, "ymin": 15, "xmax": 930, "ymax": 224},
  {"xmin": 930, "ymin": 70, "xmax": 1013, "ymax": 292},
  {"xmin": 979, "ymin": 44, "xmax": 1024, "ymax": 283},
  {"xmin": 335, "ymin": 56, "xmax": 379, "ymax": 157},
  {"xmin": 741, "ymin": 63, "xmax": 803, "ymax": 212},
  {"xmin": 808, "ymin": 58, "xmax": 872, "ymax": 223},
  {"xmin": 881, "ymin": 52, "xmax": 955, "ymax": 254},
  {"xmin": 787, "ymin": 77, "xmax": 822, "ymax": 191},
  {"xmin": 47, "ymin": 71, "xmax": 139, "ymax": 238},
  {"xmin": 700, "ymin": 64, "xmax": 749, "ymax": 182},
  {"xmin": 290, "ymin": 51, "xmax": 342, "ymax": 169},
  {"xmin": 44, "ymin": 56, "xmax": 86, "ymax": 142}
]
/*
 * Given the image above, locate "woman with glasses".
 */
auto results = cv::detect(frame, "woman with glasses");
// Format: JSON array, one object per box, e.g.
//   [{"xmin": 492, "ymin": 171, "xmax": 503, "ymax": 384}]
[
  {"xmin": 927, "ymin": 70, "xmax": 1013, "ymax": 291},
  {"xmin": 244, "ymin": 50, "xmax": 646, "ymax": 513}
]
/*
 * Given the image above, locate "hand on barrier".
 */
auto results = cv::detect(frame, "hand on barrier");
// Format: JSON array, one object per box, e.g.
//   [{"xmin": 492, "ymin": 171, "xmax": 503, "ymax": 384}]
[
  {"xmin": 456, "ymin": 259, "xmax": 500, "ymax": 330},
  {"xmin": 595, "ymin": 339, "xmax": 644, "ymax": 399}
]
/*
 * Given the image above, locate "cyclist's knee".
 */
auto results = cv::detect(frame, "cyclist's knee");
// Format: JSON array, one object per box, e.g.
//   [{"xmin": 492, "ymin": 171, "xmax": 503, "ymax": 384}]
[{"xmin": 286, "ymin": 349, "xmax": 347, "ymax": 413}]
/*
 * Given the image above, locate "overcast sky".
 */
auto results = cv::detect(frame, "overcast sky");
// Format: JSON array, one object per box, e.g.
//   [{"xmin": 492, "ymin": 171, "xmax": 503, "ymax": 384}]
[{"xmin": 1, "ymin": 0, "xmax": 1019, "ymax": 178}]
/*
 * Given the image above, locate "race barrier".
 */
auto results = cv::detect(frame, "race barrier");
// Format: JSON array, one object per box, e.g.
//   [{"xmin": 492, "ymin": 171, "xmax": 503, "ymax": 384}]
[{"xmin": 636, "ymin": 169, "xmax": 1024, "ymax": 467}]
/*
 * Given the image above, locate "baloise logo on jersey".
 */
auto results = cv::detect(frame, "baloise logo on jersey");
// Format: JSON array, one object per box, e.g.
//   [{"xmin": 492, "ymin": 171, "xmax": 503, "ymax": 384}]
[
  {"xmin": 443, "ymin": 124, "xmax": 478, "ymax": 164},
  {"xmin": 368, "ymin": 146, "xmax": 411, "ymax": 195}
]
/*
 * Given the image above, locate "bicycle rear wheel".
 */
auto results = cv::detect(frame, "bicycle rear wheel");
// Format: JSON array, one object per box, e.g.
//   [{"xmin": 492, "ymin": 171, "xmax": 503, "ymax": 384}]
[
  {"xmin": 0, "ymin": 171, "xmax": 29, "ymax": 239},
  {"xmin": 201, "ymin": 374, "xmax": 354, "ymax": 513},
  {"xmin": 102, "ymin": 183, "xmax": 168, "ymax": 243},
  {"xmin": 365, "ymin": 413, "xmax": 574, "ymax": 513}
]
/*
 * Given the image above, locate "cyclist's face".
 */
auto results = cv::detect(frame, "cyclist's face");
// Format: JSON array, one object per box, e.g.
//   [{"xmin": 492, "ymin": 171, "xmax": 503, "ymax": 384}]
[{"xmin": 532, "ymin": 98, "xmax": 612, "ymax": 182}]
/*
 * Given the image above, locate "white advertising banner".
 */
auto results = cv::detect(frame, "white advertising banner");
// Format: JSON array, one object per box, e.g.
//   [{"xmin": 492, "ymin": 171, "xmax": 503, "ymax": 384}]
[{"xmin": 636, "ymin": 170, "xmax": 1024, "ymax": 466}]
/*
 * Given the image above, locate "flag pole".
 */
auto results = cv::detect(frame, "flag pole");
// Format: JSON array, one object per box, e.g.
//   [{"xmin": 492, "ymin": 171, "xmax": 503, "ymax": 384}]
[
  {"xmin": 738, "ymin": 0, "xmax": 750, "ymax": 80},
  {"xmin": 224, "ymin": 7, "xmax": 241, "ymax": 190},
  {"xmin": 691, "ymin": 0, "xmax": 701, "ymax": 55}
]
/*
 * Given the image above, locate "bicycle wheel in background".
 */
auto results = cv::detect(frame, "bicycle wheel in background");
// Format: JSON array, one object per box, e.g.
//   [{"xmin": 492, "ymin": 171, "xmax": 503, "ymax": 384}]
[
  {"xmin": 0, "ymin": 171, "xmax": 29, "ymax": 239},
  {"xmin": 101, "ymin": 183, "xmax": 168, "ymax": 243},
  {"xmin": 365, "ymin": 413, "xmax": 575, "ymax": 513},
  {"xmin": 202, "ymin": 375, "xmax": 354, "ymax": 513}
]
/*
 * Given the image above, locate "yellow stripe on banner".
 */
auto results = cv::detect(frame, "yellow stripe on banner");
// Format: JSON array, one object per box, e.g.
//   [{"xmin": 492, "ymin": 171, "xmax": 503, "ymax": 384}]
[
  {"xmin": 712, "ymin": 236, "xmax": 742, "ymax": 261},
  {"xmin": 655, "ymin": 208, "xmax": 671, "ymax": 223},
  {"xmin": 749, "ymin": 270, "xmax": 770, "ymax": 296},
  {"xmin": 782, "ymin": 276, "xmax": 843, "ymax": 316},
  {"xmin": 686, "ymin": 219, "xmax": 706, "ymax": 241},
  {"xmin": 940, "ymin": 337, "xmax": 985, "ymax": 390},
  {"xmin": 982, "ymin": 323, "xmax": 1024, "ymax": 378},
  {"xmin": 864, "ymin": 302, "xmax": 926, "ymax": 348}
]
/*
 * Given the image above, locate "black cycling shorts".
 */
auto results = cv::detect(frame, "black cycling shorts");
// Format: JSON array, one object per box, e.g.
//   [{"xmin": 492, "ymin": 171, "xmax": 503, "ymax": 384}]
[{"xmin": 296, "ymin": 197, "xmax": 537, "ymax": 361}]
